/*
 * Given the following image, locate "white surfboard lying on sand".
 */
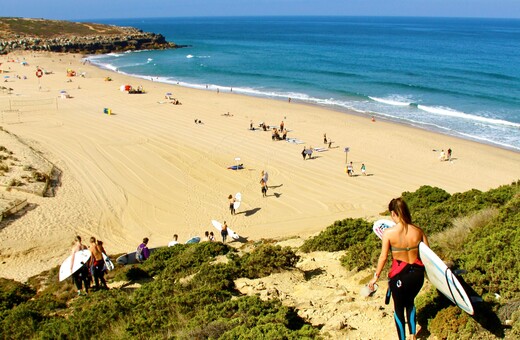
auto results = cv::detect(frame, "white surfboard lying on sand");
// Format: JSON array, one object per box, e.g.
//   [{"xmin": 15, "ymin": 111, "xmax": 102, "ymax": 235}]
[
  {"xmin": 59, "ymin": 249, "xmax": 91, "ymax": 282},
  {"xmin": 234, "ymin": 192, "xmax": 242, "ymax": 210},
  {"xmin": 372, "ymin": 219, "xmax": 475, "ymax": 315},
  {"xmin": 116, "ymin": 247, "xmax": 161, "ymax": 265},
  {"xmin": 286, "ymin": 138, "xmax": 304, "ymax": 144},
  {"xmin": 211, "ymin": 220, "xmax": 240, "ymax": 240}
]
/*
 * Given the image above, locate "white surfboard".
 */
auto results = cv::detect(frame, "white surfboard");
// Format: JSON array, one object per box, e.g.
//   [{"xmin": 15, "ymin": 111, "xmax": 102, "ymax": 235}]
[
  {"xmin": 372, "ymin": 220, "xmax": 475, "ymax": 315},
  {"xmin": 103, "ymin": 253, "xmax": 115, "ymax": 271},
  {"xmin": 234, "ymin": 192, "xmax": 242, "ymax": 210},
  {"xmin": 418, "ymin": 243, "xmax": 474, "ymax": 315},
  {"xmin": 211, "ymin": 219, "xmax": 239, "ymax": 240},
  {"xmin": 59, "ymin": 249, "xmax": 91, "ymax": 282},
  {"xmin": 372, "ymin": 219, "xmax": 396, "ymax": 239}
]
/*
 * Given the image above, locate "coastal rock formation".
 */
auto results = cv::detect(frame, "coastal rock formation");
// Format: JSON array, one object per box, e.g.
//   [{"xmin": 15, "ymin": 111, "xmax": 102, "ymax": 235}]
[{"xmin": 0, "ymin": 18, "xmax": 182, "ymax": 54}]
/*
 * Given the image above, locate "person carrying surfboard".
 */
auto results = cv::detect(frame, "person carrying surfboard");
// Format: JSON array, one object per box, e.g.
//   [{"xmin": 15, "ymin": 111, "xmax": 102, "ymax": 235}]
[
  {"xmin": 228, "ymin": 194, "xmax": 236, "ymax": 215},
  {"xmin": 89, "ymin": 237, "xmax": 108, "ymax": 290},
  {"xmin": 221, "ymin": 221, "xmax": 229, "ymax": 243},
  {"xmin": 368, "ymin": 197, "xmax": 429, "ymax": 340},
  {"xmin": 70, "ymin": 236, "xmax": 90, "ymax": 296}
]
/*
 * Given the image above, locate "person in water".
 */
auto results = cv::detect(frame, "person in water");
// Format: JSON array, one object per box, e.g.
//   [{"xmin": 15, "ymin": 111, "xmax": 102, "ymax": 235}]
[{"xmin": 368, "ymin": 197, "xmax": 429, "ymax": 340}]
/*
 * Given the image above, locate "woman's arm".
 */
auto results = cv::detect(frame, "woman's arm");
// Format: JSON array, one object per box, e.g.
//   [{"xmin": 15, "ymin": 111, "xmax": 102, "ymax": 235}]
[{"xmin": 368, "ymin": 234, "xmax": 391, "ymax": 289}]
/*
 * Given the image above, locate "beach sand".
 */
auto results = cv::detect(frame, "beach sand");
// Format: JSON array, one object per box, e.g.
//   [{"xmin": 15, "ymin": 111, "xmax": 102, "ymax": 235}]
[{"xmin": 0, "ymin": 51, "xmax": 519, "ymax": 284}]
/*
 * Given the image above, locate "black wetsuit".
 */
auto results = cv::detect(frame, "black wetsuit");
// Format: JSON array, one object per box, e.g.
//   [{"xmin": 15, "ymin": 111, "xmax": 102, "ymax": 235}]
[{"xmin": 388, "ymin": 259, "xmax": 425, "ymax": 340}]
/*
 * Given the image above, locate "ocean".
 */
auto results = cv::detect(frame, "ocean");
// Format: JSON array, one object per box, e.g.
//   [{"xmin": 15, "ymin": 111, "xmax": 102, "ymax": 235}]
[{"xmin": 89, "ymin": 17, "xmax": 520, "ymax": 151}]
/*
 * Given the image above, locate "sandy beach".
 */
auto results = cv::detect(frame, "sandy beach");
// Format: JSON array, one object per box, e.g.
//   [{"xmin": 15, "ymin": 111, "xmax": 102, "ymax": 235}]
[{"xmin": 0, "ymin": 51, "xmax": 519, "ymax": 282}]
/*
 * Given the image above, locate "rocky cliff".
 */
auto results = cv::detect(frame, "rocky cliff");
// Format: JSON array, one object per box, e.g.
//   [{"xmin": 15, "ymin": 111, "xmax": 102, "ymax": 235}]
[{"xmin": 0, "ymin": 18, "xmax": 182, "ymax": 54}]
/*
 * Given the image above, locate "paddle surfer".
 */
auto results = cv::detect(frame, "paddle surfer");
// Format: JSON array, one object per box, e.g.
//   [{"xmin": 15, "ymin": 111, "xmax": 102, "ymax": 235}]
[
  {"xmin": 71, "ymin": 235, "xmax": 90, "ymax": 295},
  {"xmin": 368, "ymin": 198, "xmax": 429, "ymax": 340}
]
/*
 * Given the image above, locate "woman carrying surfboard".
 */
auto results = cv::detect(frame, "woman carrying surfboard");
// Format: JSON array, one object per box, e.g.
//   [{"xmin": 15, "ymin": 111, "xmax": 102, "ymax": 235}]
[{"xmin": 368, "ymin": 198, "xmax": 429, "ymax": 340}]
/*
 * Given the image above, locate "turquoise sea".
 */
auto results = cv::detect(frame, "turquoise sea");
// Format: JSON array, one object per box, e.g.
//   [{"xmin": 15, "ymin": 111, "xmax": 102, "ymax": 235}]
[{"xmin": 89, "ymin": 17, "xmax": 520, "ymax": 151}]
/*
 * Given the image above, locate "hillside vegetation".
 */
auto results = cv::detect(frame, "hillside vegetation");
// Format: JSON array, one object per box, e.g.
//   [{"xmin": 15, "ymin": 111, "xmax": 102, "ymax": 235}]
[
  {"xmin": 0, "ymin": 18, "xmax": 134, "ymax": 40},
  {"xmin": 1, "ymin": 182, "xmax": 519, "ymax": 339}
]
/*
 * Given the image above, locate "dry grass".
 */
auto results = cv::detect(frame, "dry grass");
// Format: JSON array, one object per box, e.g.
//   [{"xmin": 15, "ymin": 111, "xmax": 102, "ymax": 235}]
[{"xmin": 431, "ymin": 207, "xmax": 498, "ymax": 259}]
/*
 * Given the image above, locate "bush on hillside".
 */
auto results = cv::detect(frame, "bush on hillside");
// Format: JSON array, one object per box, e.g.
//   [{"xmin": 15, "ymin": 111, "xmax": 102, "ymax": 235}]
[
  {"xmin": 0, "ymin": 278, "xmax": 35, "ymax": 312},
  {"xmin": 457, "ymin": 194, "xmax": 520, "ymax": 300},
  {"xmin": 339, "ymin": 233, "xmax": 381, "ymax": 271},
  {"xmin": 239, "ymin": 244, "xmax": 300, "ymax": 279},
  {"xmin": 428, "ymin": 306, "xmax": 479, "ymax": 340},
  {"xmin": 300, "ymin": 218, "xmax": 372, "ymax": 253}
]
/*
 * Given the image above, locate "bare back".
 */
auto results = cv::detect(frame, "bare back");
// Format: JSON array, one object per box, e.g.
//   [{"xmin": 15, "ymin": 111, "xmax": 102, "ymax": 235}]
[
  {"xmin": 384, "ymin": 223, "xmax": 428, "ymax": 264},
  {"xmin": 89, "ymin": 243, "xmax": 103, "ymax": 261}
]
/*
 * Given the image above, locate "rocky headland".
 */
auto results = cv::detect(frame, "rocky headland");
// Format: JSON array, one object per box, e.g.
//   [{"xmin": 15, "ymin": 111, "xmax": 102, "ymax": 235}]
[{"xmin": 0, "ymin": 17, "xmax": 183, "ymax": 54}]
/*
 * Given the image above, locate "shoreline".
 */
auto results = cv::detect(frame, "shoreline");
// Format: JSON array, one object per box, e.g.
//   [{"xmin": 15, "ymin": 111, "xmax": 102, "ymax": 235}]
[
  {"xmin": 88, "ymin": 54, "xmax": 520, "ymax": 153},
  {"xmin": 0, "ymin": 51, "xmax": 519, "ymax": 283}
]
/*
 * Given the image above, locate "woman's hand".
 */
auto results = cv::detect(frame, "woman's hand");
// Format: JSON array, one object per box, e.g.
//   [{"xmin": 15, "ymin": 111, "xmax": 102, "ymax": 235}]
[{"xmin": 368, "ymin": 277, "xmax": 378, "ymax": 290}]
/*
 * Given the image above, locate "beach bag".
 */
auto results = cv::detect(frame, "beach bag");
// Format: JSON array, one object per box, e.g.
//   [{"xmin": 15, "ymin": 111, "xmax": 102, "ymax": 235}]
[{"xmin": 136, "ymin": 245, "xmax": 144, "ymax": 262}]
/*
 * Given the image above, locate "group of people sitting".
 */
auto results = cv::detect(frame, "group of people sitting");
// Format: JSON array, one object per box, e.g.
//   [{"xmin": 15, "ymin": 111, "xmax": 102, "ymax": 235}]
[{"xmin": 272, "ymin": 127, "xmax": 288, "ymax": 141}]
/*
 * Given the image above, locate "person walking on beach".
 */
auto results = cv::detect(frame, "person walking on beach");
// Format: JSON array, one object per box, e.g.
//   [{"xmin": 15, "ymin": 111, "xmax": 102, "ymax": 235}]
[
  {"xmin": 280, "ymin": 120, "xmax": 284, "ymax": 132},
  {"xmin": 228, "ymin": 194, "xmax": 236, "ymax": 215},
  {"xmin": 302, "ymin": 146, "xmax": 307, "ymax": 160},
  {"xmin": 368, "ymin": 198, "xmax": 429, "ymax": 340},
  {"xmin": 347, "ymin": 162, "xmax": 354, "ymax": 176},
  {"xmin": 89, "ymin": 237, "xmax": 108, "ymax": 290},
  {"xmin": 221, "ymin": 221, "xmax": 229, "ymax": 243},
  {"xmin": 260, "ymin": 178, "xmax": 268, "ymax": 197},
  {"xmin": 323, "ymin": 133, "xmax": 327, "ymax": 144},
  {"xmin": 261, "ymin": 170, "xmax": 269, "ymax": 188},
  {"xmin": 447, "ymin": 148, "xmax": 452, "ymax": 161},
  {"xmin": 361, "ymin": 163, "xmax": 367, "ymax": 176},
  {"xmin": 307, "ymin": 147, "xmax": 313, "ymax": 160},
  {"xmin": 70, "ymin": 236, "xmax": 90, "ymax": 295},
  {"xmin": 136, "ymin": 238, "xmax": 150, "ymax": 262}
]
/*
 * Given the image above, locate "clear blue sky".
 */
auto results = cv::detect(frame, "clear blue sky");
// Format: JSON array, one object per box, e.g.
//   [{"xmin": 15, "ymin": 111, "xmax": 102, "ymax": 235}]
[{"xmin": 2, "ymin": 0, "xmax": 520, "ymax": 20}]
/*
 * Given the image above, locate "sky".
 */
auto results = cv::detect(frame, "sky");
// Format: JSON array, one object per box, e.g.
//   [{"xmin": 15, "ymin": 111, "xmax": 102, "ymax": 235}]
[{"xmin": 2, "ymin": 0, "xmax": 520, "ymax": 20}]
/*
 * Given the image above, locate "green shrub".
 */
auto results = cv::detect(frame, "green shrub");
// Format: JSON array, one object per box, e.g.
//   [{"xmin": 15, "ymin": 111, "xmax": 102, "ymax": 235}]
[
  {"xmin": 112, "ymin": 265, "xmax": 150, "ymax": 282},
  {"xmin": 339, "ymin": 233, "xmax": 380, "ymax": 271},
  {"xmin": 300, "ymin": 218, "xmax": 372, "ymax": 253},
  {"xmin": 0, "ymin": 278, "xmax": 35, "ymax": 314},
  {"xmin": 239, "ymin": 244, "xmax": 300, "ymax": 279},
  {"xmin": 428, "ymin": 306, "xmax": 479, "ymax": 340},
  {"xmin": 457, "ymin": 194, "xmax": 520, "ymax": 300},
  {"xmin": 0, "ymin": 304, "xmax": 44, "ymax": 339}
]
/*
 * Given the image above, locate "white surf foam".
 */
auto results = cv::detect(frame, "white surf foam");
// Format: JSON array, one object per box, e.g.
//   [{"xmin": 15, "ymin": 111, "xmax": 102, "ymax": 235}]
[
  {"xmin": 417, "ymin": 105, "xmax": 520, "ymax": 128},
  {"xmin": 369, "ymin": 96, "xmax": 412, "ymax": 106}
]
